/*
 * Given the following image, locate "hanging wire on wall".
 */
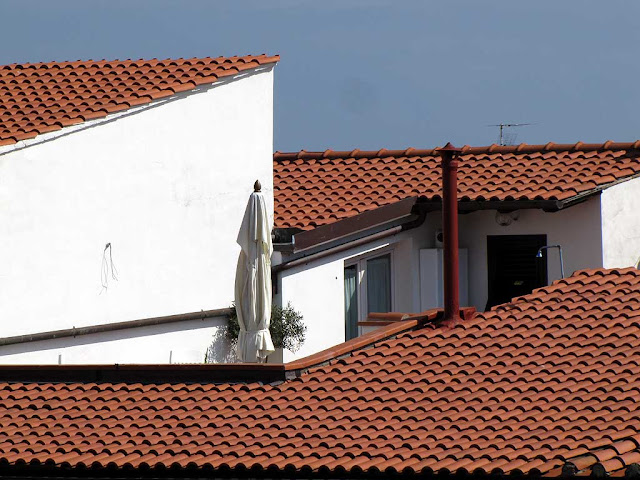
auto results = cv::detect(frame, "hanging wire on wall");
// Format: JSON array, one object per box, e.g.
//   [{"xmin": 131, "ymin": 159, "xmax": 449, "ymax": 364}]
[{"xmin": 100, "ymin": 242, "xmax": 119, "ymax": 293}]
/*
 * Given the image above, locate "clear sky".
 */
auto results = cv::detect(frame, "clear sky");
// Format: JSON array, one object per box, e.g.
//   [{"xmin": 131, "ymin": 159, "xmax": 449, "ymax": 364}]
[{"xmin": 3, "ymin": 1, "xmax": 639, "ymax": 152}]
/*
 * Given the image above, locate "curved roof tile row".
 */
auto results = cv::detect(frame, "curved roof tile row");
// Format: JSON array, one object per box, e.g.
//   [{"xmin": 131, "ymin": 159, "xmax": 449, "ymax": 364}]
[
  {"xmin": 1, "ymin": 268, "xmax": 640, "ymax": 478},
  {"xmin": 273, "ymin": 142, "xmax": 640, "ymax": 229},
  {"xmin": 0, "ymin": 55, "xmax": 279, "ymax": 146}
]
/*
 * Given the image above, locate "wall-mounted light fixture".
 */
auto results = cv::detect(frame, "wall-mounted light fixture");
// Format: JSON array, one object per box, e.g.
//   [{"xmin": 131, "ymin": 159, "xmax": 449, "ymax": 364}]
[{"xmin": 536, "ymin": 245, "xmax": 565, "ymax": 279}]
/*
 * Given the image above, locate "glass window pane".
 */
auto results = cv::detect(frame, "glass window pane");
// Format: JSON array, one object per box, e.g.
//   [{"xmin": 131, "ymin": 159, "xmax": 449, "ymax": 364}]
[
  {"xmin": 344, "ymin": 265, "xmax": 359, "ymax": 340},
  {"xmin": 367, "ymin": 254, "xmax": 391, "ymax": 314}
]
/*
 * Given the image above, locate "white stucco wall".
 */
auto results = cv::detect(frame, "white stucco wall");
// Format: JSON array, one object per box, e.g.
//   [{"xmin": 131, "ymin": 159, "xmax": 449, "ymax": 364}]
[
  {"xmin": 0, "ymin": 316, "xmax": 232, "ymax": 365},
  {"xmin": 455, "ymin": 198, "xmax": 604, "ymax": 311},
  {"xmin": 279, "ymin": 199, "xmax": 607, "ymax": 360},
  {"xmin": 601, "ymin": 176, "xmax": 640, "ymax": 268},
  {"xmin": 278, "ymin": 224, "xmax": 430, "ymax": 362},
  {"xmin": 0, "ymin": 68, "xmax": 274, "ymax": 344}
]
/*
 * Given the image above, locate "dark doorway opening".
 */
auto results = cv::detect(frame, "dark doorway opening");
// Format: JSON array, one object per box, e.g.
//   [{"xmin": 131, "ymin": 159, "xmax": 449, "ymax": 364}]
[{"xmin": 486, "ymin": 234, "xmax": 548, "ymax": 310}]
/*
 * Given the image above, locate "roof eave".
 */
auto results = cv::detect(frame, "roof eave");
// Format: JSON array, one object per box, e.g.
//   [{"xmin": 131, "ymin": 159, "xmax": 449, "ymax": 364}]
[
  {"xmin": 290, "ymin": 196, "xmax": 423, "ymax": 253},
  {"xmin": 457, "ymin": 199, "xmax": 565, "ymax": 213}
]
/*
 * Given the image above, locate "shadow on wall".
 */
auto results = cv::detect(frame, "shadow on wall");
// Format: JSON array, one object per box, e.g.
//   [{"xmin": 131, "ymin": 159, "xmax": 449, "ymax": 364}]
[{"xmin": 205, "ymin": 327, "xmax": 238, "ymax": 364}]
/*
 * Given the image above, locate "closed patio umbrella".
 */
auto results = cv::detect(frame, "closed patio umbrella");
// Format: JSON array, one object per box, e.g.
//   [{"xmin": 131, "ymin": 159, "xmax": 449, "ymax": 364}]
[{"xmin": 234, "ymin": 180, "xmax": 275, "ymax": 363}]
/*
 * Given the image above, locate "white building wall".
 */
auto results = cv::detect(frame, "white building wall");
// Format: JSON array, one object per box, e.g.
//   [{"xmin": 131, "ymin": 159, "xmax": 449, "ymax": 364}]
[
  {"xmin": 278, "ymin": 223, "xmax": 433, "ymax": 362},
  {"xmin": 277, "ymin": 198, "xmax": 609, "ymax": 362},
  {"xmin": 455, "ymin": 198, "xmax": 603, "ymax": 311},
  {"xmin": 279, "ymin": 255, "xmax": 345, "ymax": 362},
  {"xmin": 0, "ymin": 68, "xmax": 274, "ymax": 346},
  {"xmin": 601, "ymin": 176, "xmax": 640, "ymax": 268},
  {"xmin": 0, "ymin": 316, "xmax": 232, "ymax": 365}
]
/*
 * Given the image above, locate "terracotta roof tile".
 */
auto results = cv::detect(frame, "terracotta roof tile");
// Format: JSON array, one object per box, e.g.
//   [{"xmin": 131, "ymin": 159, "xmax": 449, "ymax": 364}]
[
  {"xmin": 273, "ymin": 143, "xmax": 640, "ymax": 229},
  {"xmin": 0, "ymin": 54, "xmax": 279, "ymax": 146},
  {"xmin": 0, "ymin": 269, "xmax": 640, "ymax": 476}
]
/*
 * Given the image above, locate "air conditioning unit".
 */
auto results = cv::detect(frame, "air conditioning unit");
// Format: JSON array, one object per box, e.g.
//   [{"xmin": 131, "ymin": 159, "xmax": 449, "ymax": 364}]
[{"xmin": 435, "ymin": 229, "xmax": 444, "ymax": 248}]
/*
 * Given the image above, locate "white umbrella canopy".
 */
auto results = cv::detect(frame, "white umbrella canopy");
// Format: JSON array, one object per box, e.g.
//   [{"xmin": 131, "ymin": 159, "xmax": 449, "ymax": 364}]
[{"xmin": 234, "ymin": 180, "xmax": 275, "ymax": 363}]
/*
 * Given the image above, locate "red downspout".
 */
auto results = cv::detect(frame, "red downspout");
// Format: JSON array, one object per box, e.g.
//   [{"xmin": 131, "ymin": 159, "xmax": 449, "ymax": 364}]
[{"xmin": 437, "ymin": 142, "xmax": 462, "ymax": 325}]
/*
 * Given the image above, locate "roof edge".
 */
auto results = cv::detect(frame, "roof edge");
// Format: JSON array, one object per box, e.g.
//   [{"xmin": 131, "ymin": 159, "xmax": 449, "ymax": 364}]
[
  {"xmin": 0, "ymin": 459, "xmax": 547, "ymax": 480},
  {"xmin": 0, "ymin": 55, "xmax": 279, "ymax": 149},
  {"xmin": 274, "ymin": 140, "xmax": 640, "ymax": 161},
  {"xmin": 0, "ymin": 362, "xmax": 286, "ymax": 384},
  {"xmin": 0, "ymin": 310, "xmax": 441, "ymax": 384},
  {"xmin": 1, "ymin": 54, "xmax": 280, "ymax": 71},
  {"xmin": 285, "ymin": 306, "xmax": 478, "ymax": 375},
  {"xmin": 285, "ymin": 309, "xmax": 443, "ymax": 374},
  {"xmin": 291, "ymin": 196, "xmax": 421, "ymax": 252}
]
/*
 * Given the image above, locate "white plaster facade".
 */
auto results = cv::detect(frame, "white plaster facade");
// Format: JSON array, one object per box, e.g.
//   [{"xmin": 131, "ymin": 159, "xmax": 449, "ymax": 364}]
[
  {"xmin": 276, "ymin": 186, "xmax": 640, "ymax": 362},
  {"xmin": 278, "ymin": 228, "xmax": 422, "ymax": 362},
  {"xmin": 0, "ymin": 67, "xmax": 275, "ymax": 363},
  {"xmin": 601, "ymin": 176, "xmax": 640, "ymax": 268},
  {"xmin": 457, "ymin": 199, "xmax": 604, "ymax": 311}
]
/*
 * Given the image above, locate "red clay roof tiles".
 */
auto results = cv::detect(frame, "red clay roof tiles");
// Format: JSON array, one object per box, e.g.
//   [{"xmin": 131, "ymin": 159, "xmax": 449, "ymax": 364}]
[
  {"xmin": 0, "ymin": 54, "xmax": 279, "ymax": 146},
  {"xmin": 1, "ymin": 268, "xmax": 640, "ymax": 477},
  {"xmin": 273, "ymin": 142, "xmax": 640, "ymax": 229}
]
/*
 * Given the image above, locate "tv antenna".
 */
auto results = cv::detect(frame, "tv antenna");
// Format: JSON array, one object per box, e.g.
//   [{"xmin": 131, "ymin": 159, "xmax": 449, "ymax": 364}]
[{"xmin": 488, "ymin": 123, "xmax": 534, "ymax": 146}]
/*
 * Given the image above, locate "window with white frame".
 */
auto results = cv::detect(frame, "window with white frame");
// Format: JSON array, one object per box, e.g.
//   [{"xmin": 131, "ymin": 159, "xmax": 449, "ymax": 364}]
[{"xmin": 344, "ymin": 251, "xmax": 393, "ymax": 340}]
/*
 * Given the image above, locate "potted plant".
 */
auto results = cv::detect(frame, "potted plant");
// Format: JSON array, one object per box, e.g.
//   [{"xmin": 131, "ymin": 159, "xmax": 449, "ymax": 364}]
[{"xmin": 206, "ymin": 303, "xmax": 306, "ymax": 363}]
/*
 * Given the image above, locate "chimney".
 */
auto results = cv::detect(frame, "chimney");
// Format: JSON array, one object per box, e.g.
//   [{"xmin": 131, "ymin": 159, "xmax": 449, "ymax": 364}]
[{"xmin": 437, "ymin": 142, "xmax": 462, "ymax": 324}]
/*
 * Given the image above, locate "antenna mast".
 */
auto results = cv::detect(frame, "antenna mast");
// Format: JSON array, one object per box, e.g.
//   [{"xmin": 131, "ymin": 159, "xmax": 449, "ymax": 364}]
[{"xmin": 489, "ymin": 123, "xmax": 533, "ymax": 146}]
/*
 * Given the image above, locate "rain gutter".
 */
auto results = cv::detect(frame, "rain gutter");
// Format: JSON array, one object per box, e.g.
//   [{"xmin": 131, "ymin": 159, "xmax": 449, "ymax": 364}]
[
  {"xmin": 273, "ymin": 225, "xmax": 403, "ymax": 274},
  {"xmin": 273, "ymin": 196, "xmax": 427, "ymax": 274},
  {"xmin": 0, "ymin": 307, "xmax": 232, "ymax": 348}
]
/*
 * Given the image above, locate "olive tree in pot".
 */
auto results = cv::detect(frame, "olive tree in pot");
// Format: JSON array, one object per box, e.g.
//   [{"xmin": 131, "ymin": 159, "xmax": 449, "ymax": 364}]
[{"xmin": 205, "ymin": 303, "xmax": 306, "ymax": 363}]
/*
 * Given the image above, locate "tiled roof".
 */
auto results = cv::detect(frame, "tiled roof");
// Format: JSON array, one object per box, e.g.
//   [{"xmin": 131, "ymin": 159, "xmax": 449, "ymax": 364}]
[
  {"xmin": 1, "ymin": 268, "xmax": 640, "ymax": 477},
  {"xmin": 0, "ymin": 54, "xmax": 279, "ymax": 146},
  {"xmin": 273, "ymin": 141, "xmax": 640, "ymax": 229}
]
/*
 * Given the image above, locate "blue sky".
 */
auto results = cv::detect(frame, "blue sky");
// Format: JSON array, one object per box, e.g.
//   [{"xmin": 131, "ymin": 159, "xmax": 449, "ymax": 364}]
[{"xmin": 3, "ymin": 1, "xmax": 639, "ymax": 151}]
